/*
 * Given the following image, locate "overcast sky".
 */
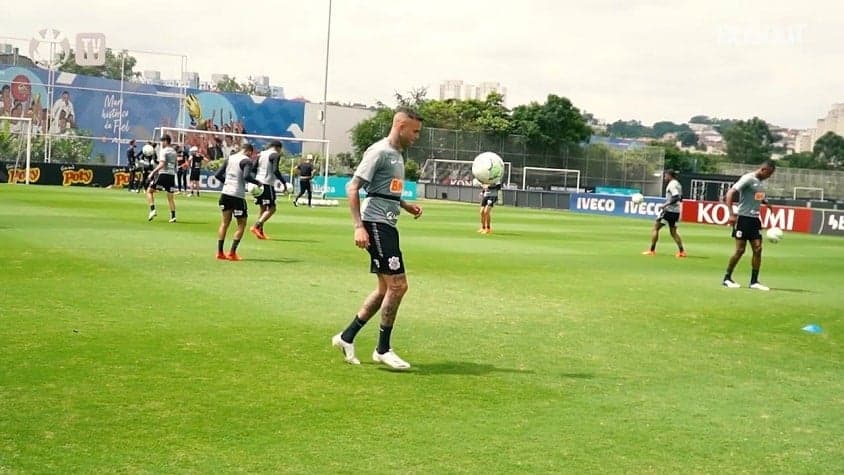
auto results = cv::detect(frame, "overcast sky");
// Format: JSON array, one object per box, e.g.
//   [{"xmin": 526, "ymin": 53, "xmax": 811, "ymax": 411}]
[{"xmin": 5, "ymin": 0, "xmax": 841, "ymax": 128}]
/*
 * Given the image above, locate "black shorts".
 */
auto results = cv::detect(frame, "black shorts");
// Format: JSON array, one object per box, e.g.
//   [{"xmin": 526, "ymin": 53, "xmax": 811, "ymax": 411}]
[
  {"xmin": 732, "ymin": 215, "xmax": 762, "ymax": 241},
  {"xmin": 657, "ymin": 210, "xmax": 680, "ymax": 227},
  {"xmin": 254, "ymin": 184, "xmax": 277, "ymax": 207},
  {"xmin": 189, "ymin": 169, "xmax": 201, "ymax": 181},
  {"xmin": 300, "ymin": 179, "xmax": 312, "ymax": 193},
  {"xmin": 151, "ymin": 174, "xmax": 177, "ymax": 193},
  {"xmin": 481, "ymin": 196, "xmax": 497, "ymax": 208},
  {"xmin": 219, "ymin": 193, "xmax": 248, "ymax": 218},
  {"xmin": 364, "ymin": 221, "xmax": 405, "ymax": 275}
]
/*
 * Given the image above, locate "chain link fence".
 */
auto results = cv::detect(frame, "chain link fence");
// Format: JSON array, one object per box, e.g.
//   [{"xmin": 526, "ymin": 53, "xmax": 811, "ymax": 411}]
[
  {"xmin": 716, "ymin": 162, "xmax": 844, "ymax": 200},
  {"xmin": 408, "ymin": 127, "xmax": 666, "ymax": 194}
]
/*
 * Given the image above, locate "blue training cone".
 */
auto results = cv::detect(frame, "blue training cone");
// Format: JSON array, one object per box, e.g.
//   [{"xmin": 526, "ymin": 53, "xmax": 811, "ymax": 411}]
[{"xmin": 802, "ymin": 324, "xmax": 822, "ymax": 334}]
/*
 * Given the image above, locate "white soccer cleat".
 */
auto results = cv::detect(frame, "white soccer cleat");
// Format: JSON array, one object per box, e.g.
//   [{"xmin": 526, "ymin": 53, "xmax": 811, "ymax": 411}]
[
  {"xmin": 372, "ymin": 349, "xmax": 411, "ymax": 370},
  {"xmin": 331, "ymin": 334, "xmax": 360, "ymax": 365},
  {"xmin": 168, "ymin": 217, "xmax": 177, "ymax": 223},
  {"xmin": 749, "ymin": 282, "xmax": 770, "ymax": 291},
  {"xmin": 148, "ymin": 210, "xmax": 157, "ymax": 221},
  {"xmin": 722, "ymin": 279, "xmax": 740, "ymax": 288}
]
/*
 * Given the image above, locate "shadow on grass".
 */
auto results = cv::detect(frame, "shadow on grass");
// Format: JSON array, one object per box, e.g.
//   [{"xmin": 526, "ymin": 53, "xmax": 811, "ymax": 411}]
[
  {"xmin": 771, "ymin": 288, "xmax": 812, "ymax": 293},
  {"xmin": 243, "ymin": 257, "xmax": 302, "ymax": 264},
  {"xmin": 405, "ymin": 361, "xmax": 536, "ymax": 376},
  {"xmin": 485, "ymin": 231, "xmax": 523, "ymax": 237},
  {"xmin": 268, "ymin": 238, "xmax": 322, "ymax": 244}
]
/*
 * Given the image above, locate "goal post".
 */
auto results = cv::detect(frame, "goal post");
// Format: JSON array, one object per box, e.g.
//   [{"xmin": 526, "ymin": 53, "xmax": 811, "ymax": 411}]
[
  {"xmin": 793, "ymin": 186, "xmax": 824, "ymax": 201},
  {"xmin": 154, "ymin": 126, "xmax": 331, "ymax": 196},
  {"xmin": 0, "ymin": 116, "xmax": 33, "ymax": 184},
  {"xmin": 522, "ymin": 167, "xmax": 581, "ymax": 192},
  {"xmin": 419, "ymin": 158, "xmax": 513, "ymax": 186}
]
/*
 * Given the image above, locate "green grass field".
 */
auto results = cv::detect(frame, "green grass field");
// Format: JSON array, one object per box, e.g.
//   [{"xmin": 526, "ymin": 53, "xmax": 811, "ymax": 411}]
[{"xmin": 0, "ymin": 185, "xmax": 841, "ymax": 474}]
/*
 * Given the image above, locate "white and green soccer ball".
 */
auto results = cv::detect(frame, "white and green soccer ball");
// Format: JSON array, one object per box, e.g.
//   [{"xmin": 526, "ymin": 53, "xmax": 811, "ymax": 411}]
[
  {"xmin": 141, "ymin": 144, "xmax": 155, "ymax": 157},
  {"xmin": 766, "ymin": 226, "xmax": 784, "ymax": 243},
  {"xmin": 631, "ymin": 193, "xmax": 645, "ymax": 204},
  {"xmin": 247, "ymin": 183, "xmax": 264, "ymax": 197},
  {"xmin": 472, "ymin": 152, "xmax": 504, "ymax": 185}
]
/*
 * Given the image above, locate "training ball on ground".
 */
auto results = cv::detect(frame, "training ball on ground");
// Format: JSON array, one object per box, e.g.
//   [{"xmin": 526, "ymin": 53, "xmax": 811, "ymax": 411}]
[
  {"xmin": 142, "ymin": 144, "xmax": 155, "ymax": 157},
  {"xmin": 247, "ymin": 184, "xmax": 264, "ymax": 197},
  {"xmin": 631, "ymin": 193, "xmax": 644, "ymax": 204},
  {"xmin": 472, "ymin": 152, "xmax": 504, "ymax": 184},
  {"xmin": 766, "ymin": 226, "xmax": 784, "ymax": 243}
]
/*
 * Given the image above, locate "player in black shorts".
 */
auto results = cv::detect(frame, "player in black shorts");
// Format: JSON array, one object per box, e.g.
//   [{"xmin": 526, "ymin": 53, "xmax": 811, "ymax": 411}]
[
  {"xmin": 643, "ymin": 170, "xmax": 686, "ymax": 257},
  {"xmin": 125, "ymin": 139, "xmax": 138, "ymax": 192},
  {"xmin": 478, "ymin": 182, "xmax": 502, "ymax": 234},
  {"xmin": 214, "ymin": 143, "xmax": 261, "ymax": 261},
  {"xmin": 187, "ymin": 146, "xmax": 207, "ymax": 197},
  {"xmin": 176, "ymin": 148, "xmax": 188, "ymax": 194},
  {"xmin": 293, "ymin": 156, "xmax": 314, "ymax": 207}
]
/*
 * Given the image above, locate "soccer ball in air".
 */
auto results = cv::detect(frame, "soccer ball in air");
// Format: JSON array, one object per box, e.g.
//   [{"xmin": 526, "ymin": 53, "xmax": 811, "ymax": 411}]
[
  {"xmin": 472, "ymin": 152, "xmax": 504, "ymax": 184},
  {"xmin": 142, "ymin": 144, "xmax": 155, "ymax": 157},
  {"xmin": 631, "ymin": 193, "xmax": 645, "ymax": 204},
  {"xmin": 247, "ymin": 183, "xmax": 264, "ymax": 197},
  {"xmin": 766, "ymin": 226, "xmax": 784, "ymax": 243}
]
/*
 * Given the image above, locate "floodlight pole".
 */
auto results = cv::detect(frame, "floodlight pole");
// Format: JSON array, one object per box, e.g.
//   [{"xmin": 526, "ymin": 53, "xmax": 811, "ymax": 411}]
[
  {"xmin": 117, "ymin": 49, "xmax": 127, "ymax": 165},
  {"xmin": 320, "ymin": 0, "xmax": 332, "ymax": 183}
]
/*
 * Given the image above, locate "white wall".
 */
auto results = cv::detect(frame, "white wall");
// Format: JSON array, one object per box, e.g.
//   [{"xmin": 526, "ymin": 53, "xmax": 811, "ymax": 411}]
[{"xmin": 301, "ymin": 103, "xmax": 375, "ymax": 156}]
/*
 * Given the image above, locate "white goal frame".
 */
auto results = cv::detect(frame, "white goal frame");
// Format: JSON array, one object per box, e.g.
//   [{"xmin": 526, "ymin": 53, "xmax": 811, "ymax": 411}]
[
  {"xmin": 522, "ymin": 167, "xmax": 581, "ymax": 192},
  {"xmin": 154, "ymin": 126, "xmax": 331, "ymax": 195},
  {"xmin": 420, "ymin": 158, "xmax": 513, "ymax": 186},
  {"xmin": 793, "ymin": 186, "xmax": 824, "ymax": 201},
  {"xmin": 0, "ymin": 116, "xmax": 33, "ymax": 184}
]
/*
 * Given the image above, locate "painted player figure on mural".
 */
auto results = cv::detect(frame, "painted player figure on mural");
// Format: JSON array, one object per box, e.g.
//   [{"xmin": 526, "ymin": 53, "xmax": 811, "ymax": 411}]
[{"xmin": 642, "ymin": 169, "xmax": 686, "ymax": 257}]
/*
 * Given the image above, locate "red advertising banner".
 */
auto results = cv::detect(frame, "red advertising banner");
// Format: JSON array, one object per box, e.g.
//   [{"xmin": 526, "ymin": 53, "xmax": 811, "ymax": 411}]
[{"xmin": 680, "ymin": 200, "xmax": 813, "ymax": 233}]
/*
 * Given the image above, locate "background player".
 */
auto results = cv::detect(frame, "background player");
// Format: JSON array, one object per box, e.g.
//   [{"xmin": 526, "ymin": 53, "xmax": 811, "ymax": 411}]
[
  {"xmin": 478, "ymin": 181, "xmax": 502, "ymax": 234},
  {"xmin": 187, "ymin": 146, "xmax": 207, "ymax": 197},
  {"xmin": 293, "ymin": 155, "xmax": 314, "ymax": 207},
  {"xmin": 642, "ymin": 169, "xmax": 686, "ymax": 257},
  {"xmin": 250, "ymin": 140, "xmax": 289, "ymax": 239},
  {"xmin": 214, "ymin": 143, "xmax": 262, "ymax": 260},
  {"xmin": 146, "ymin": 135, "xmax": 178, "ymax": 222}
]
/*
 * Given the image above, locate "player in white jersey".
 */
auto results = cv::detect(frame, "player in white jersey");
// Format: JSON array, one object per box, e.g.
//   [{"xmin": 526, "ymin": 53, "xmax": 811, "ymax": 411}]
[
  {"xmin": 249, "ymin": 140, "xmax": 289, "ymax": 240},
  {"xmin": 642, "ymin": 169, "xmax": 686, "ymax": 257},
  {"xmin": 722, "ymin": 160, "xmax": 776, "ymax": 290},
  {"xmin": 213, "ymin": 143, "xmax": 262, "ymax": 261},
  {"xmin": 331, "ymin": 108, "xmax": 424, "ymax": 370},
  {"xmin": 146, "ymin": 135, "xmax": 178, "ymax": 223}
]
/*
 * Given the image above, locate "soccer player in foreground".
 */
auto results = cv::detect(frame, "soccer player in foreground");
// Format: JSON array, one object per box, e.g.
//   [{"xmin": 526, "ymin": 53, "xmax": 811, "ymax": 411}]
[
  {"xmin": 250, "ymin": 140, "xmax": 289, "ymax": 239},
  {"xmin": 642, "ymin": 169, "xmax": 686, "ymax": 257},
  {"xmin": 146, "ymin": 135, "xmax": 178, "ymax": 223},
  {"xmin": 331, "ymin": 108, "xmax": 424, "ymax": 370},
  {"xmin": 214, "ymin": 143, "xmax": 262, "ymax": 261},
  {"xmin": 478, "ymin": 181, "xmax": 502, "ymax": 234},
  {"xmin": 722, "ymin": 160, "xmax": 776, "ymax": 290}
]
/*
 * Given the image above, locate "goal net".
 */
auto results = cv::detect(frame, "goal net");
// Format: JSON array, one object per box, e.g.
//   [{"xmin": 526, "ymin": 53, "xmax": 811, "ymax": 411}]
[
  {"xmin": 154, "ymin": 126, "xmax": 334, "ymax": 203},
  {"xmin": 419, "ymin": 158, "xmax": 513, "ymax": 186},
  {"xmin": 0, "ymin": 116, "xmax": 33, "ymax": 184},
  {"xmin": 792, "ymin": 186, "xmax": 824, "ymax": 201},
  {"xmin": 522, "ymin": 167, "xmax": 581, "ymax": 192}
]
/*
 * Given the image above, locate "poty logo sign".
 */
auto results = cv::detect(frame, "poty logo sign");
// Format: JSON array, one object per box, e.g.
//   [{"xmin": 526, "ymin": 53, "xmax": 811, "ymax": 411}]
[
  {"xmin": 75, "ymin": 33, "xmax": 107, "ymax": 66},
  {"xmin": 624, "ymin": 201, "xmax": 663, "ymax": 216},
  {"xmin": 686, "ymin": 201, "xmax": 810, "ymax": 232},
  {"xmin": 696, "ymin": 203, "xmax": 735, "ymax": 225}
]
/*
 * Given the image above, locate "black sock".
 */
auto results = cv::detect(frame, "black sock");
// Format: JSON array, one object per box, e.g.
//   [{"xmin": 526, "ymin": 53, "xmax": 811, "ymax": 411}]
[
  {"xmin": 751, "ymin": 269, "xmax": 759, "ymax": 284},
  {"xmin": 149, "ymin": 205, "xmax": 155, "ymax": 211},
  {"xmin": 255, "ymin": 220, "xmax": 263, "ymax": 228},
  {"xmin": 377, "ymin": 325, "xmax": 393, "ymax": 354},
  {"xmin": 650, "ymin": 243, "xmax": 656, "ymax": 252},
  {"xmin": 217, "ymin": 240, "xmax": 224, "ymax": 253},
  {"xmin": 678, "ymin": 245, "xmax": 684, "ymax": 252},
  {"xmin": 231, "ymin": 239, "xmax": 241, "ymax": 252},
  {"xmin": 170, "ymin": 210, "xmax": 176, "ymax": 219},
  {"xmin": 340, "ymin": 316, "xmax": 368, "ymax": 343},
  {"xmin": 724, "ymin": 272, "xmax": 732, "ymax": 282}
]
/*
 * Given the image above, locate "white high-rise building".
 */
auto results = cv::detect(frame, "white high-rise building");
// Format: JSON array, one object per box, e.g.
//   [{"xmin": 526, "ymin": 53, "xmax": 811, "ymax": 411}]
[
  {"xmin": 802, "ymin": 103, "xmax": 844, "ymax": 150},
  {"xmin": 438, "ymin": 80, "xmax": 507, "ymax": 104},
  {"xmin": 210, "ymin": 73, "xmax": 229, "ymax": 86},
  {"xmin": 439, "ymin": 80, "xmax": 464, "ymax": 100},
  {"xmin": 182, "ymin": 71, "xmax": 200, "ymax": 89}
]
